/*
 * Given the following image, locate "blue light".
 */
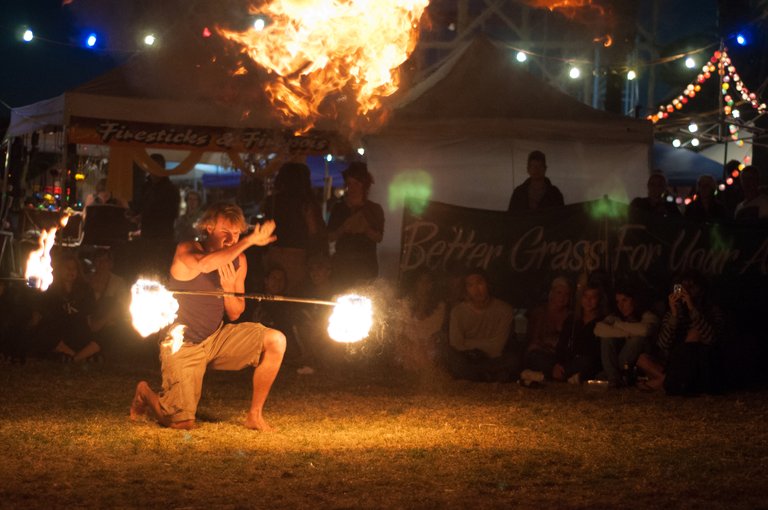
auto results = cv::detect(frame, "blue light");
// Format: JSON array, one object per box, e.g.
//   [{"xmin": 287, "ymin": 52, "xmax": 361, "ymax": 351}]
[
  {"xmin": 736, "ymin": 33, "xmax": 747, "ymax": 46},
  {"xmin": 86, "ymin": 33, "xmax": 97, "ymax": 47}
]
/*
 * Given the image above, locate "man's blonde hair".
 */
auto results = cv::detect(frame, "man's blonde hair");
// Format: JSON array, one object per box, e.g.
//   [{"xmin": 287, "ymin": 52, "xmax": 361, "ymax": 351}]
[{"xmin": 195, "ymin": 202, "xmax": 248, "ymax": 233}]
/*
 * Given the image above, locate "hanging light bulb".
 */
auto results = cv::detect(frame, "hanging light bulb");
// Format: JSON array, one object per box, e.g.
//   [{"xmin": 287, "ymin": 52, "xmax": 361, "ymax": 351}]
[
  {"xmin": 685, "ymin": 57, "xmax": 696, "ymax": 69},
  {"xmin": 691, "ymin": 138, "xmax": 700, "ymax": 147},
  {"xmin": 569, "ymin": 67, "xmax": 581, "ymax": 79},
  {"xmin": 627, "ymin": 69, "xmax": 637, "ymax": 80},
  {"xmin": 516, "ymin": 51, "xmax": 527, "ymax": 63},
  {"xmin": 688, "ymin": 122, "xmax": 698, "ymax": 133},
  {"xmin": 672, "ymin": 139, "xmax": 682, "ymax": 148}
]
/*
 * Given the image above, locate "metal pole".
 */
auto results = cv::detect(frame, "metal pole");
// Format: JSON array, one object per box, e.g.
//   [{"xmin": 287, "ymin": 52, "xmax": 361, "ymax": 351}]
[{"xmin": 169, "ymin": 289, "xmax": 338, "ymax": 307}]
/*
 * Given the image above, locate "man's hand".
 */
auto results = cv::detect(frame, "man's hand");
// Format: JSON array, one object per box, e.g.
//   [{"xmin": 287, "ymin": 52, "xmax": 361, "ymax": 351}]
[
  {"xmin": 218, "ymin": 262, "xmax": 238, "ymax": 292},
  {"xmin": 246, "ymin": 220, "xmax": 277, "ymax": 247},
  {"xmin": 342, "ymin": 211, "xmax": 370, "ymax": 235}
]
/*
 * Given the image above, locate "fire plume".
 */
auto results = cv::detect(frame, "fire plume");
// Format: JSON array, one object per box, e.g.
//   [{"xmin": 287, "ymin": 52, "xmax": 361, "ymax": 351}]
[{"xmin": 221, "ymin": 0, "xmax": 430, "ymax": 131}]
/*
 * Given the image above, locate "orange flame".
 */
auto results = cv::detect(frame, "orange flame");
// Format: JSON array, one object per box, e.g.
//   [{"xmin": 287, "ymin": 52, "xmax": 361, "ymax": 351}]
[
  {"xmin": 527, "ymin": 0, "xmax": 604, "ymax": 17},
  {"xmin": 220, "ymin": 0, "xmax": 430, "ymax": 132},
  {"xmin": 24, "ymin": 215, "xmax": 69, "ymax": 291}
]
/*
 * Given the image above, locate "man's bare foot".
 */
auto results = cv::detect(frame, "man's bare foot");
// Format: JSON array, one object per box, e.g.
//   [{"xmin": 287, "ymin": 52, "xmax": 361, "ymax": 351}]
[
  {"xmin": 169, "ymin": 420, "xmax": 196, "ymax": 430},
  {"xmin": 129, "ymin": 381, "xmax": 170, "ymax": 426},
  {"xmin": 244, "ymin": 411, "xmax": 273, "ymax": 431},
  {"xmin": 129, "ymin": 381, "xmax": 150, "ymax": 421}
]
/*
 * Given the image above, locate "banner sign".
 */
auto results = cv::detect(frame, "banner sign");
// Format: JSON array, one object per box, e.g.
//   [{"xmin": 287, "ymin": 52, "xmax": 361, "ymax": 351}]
[
  {"xmin": 400, "ymin": 199, "xmax": 768, "ymax": 308},
  {"xmin": 67, "ymin": 117, "xmax": 338, "ymax": 154}
]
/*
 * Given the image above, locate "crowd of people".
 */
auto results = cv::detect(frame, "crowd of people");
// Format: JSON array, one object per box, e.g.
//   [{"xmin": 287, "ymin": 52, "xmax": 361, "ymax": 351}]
[{"xmin": 1, "ymin": 150, "xmax": 766, "ymax": 420}]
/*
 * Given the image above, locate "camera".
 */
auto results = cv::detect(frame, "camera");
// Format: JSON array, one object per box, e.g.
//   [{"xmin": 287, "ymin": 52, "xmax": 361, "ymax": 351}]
[{"xmin": 673, "ymin": 284, "xmax": 683, "ymax": 294}]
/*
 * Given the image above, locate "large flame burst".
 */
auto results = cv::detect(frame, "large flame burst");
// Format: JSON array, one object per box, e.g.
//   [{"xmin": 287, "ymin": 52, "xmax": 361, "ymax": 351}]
[{"xmin": 221, "ymin": 0, "xmax": 430, "ymax": 130}]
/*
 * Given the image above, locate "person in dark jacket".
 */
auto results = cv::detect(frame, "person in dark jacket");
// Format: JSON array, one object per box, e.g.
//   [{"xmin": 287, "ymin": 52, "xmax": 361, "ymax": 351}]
[{"xmin": 507, "ymin": 150, "xmax": 564, "ymax": 212}]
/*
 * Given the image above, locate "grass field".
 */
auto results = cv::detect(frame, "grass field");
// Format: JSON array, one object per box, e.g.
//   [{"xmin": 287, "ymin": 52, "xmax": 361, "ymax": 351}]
[{"xmin": 1, "ymin": 350, "xmax": 767, "ymax": 510}]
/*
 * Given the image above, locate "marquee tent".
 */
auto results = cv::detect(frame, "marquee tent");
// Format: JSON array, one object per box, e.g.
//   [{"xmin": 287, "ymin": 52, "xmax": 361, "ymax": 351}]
[{"xmin": 365, "ymin": 36, "xmax": 654, "ymax": 279}]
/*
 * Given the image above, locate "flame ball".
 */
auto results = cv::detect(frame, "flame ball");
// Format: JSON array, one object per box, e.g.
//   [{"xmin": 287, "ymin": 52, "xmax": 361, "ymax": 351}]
[
  {"xmin": 130, "ymin": 279, "xmax": 179, "ymax": 337},
  {"xmin": 327, "ymin": 294, "xmax": 373, "ymax": 343}
]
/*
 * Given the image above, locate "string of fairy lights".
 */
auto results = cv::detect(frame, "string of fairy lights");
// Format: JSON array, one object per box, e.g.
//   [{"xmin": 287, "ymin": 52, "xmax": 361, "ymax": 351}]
[{"xmin": 647, "ymin": 46, "xmax": 767, "ymax": 204}]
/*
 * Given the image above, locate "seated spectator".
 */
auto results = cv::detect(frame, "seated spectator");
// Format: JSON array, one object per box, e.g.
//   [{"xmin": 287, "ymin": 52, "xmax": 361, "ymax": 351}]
[
  {"xmin": 393, "ymin": 269, "xmax": 447, "ymax": 373},
  {"xmin": 734, "ymin": 165, "xmax": 768, "ymax": 221},
  {"xmin": 636, "ymin": 271, "xmax": 724, "ymax": 394},
  {"xmin": 520, "ymin": 277, "xmax": 572, "ymax": 382},
  {"xmin": 29, "ymin": 252, "xmax": 102, "ymax": 362},
  {"xmin": 174, "ymin": 190, "xmax": 203, "ymax": 242},
  {"xmin": 684, "ymin": 175, "xmax": 730, "ymax": 222},
  {"xmin": 630, "ymin": 172, "xmax": 681, "ymax": 221},
  {"xmin": 552, "ymin": 282, "xmax": 607, "ymax": 384},
  {"xmin": 86, "ymin": 248, "xmax": 130, "ymax": 350},
  {"xmin": 507, "ymin": 150, "xmax": 564, "ymax": 212},
  {"xmin": 441, "ymin": 269, "xmax": 518, "ymax": 382},
  {"xmin": 595, "ymin": 283, "xmax": 659, "ymax": 387},
  {"xmin": 295, "ymin": 254, "xmax": 337, "ymax": 369}
]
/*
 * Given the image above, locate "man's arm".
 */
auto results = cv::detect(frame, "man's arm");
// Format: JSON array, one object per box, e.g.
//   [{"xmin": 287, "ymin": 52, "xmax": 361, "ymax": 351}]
[
  {"xmin": 220, "ymin": 255, "xmax": 246, "ymax": 321},
  {"xmin": 171, "ymin": 221, "xmax": 276, "ymax": 279}
]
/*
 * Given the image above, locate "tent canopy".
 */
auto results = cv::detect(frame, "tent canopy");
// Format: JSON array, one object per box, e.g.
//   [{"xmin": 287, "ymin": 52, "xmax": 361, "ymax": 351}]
[
  {"xmin": 378, "ymin": 36, "xmax": 652, "ymax": 143},
  {"xmin": 366, "ymin": 36, "xmax": 654, "ymax": 279}
]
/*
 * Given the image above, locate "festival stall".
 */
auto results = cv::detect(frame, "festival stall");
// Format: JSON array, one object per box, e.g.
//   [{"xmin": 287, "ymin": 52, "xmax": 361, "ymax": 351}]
[
  {"xmin": 4, "ymin": 36, "xmax": 347, "ymax": 206},
  {"xmin": 365, "ymin": 37, "xmax": 654, "ymax": 279}
]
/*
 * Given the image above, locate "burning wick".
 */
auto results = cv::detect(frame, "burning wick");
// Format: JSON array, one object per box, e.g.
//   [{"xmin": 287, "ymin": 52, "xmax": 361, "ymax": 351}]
[
  {"xmin": 327, "ymin": 294, "xmax": 373, "ymax": 343},
  {"xmin": 128, "ymin": 279, "xmax": 373, "ymax": 343},
  {"xmin": 129, "ymin": 279, "xmax": 179, "ymax": 337},
  {"xmin": 24, "ymin": 216, "xmax": 69, "ymax": 291}
]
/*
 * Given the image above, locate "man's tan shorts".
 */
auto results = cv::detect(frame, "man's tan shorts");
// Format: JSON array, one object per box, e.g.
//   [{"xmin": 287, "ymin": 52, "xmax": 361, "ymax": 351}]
[{"xmin": 158, "ymin": 322, "xmax": 269, "ymax": 423}]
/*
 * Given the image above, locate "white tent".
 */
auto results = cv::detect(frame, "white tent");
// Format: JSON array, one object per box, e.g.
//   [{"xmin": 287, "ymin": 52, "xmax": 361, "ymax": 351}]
[{"xmin": 365, "ymin": 37, "xmax": 654, "ymax": 279}]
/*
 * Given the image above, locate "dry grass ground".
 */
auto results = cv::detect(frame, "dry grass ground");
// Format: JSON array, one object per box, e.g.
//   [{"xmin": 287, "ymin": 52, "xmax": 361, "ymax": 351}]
[{"xmin": 1, "ymin": 352, "xmax": 767, "ymax": 510}]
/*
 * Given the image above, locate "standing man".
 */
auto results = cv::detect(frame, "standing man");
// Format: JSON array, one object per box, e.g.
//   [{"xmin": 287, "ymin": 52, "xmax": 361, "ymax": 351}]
[
  {"xmin": 507, "ymin": 150, "xmax": 564, "ymax": 212},
  {"xmin": 130, "ymin": 202, "xmax": 286, "ymax": 431}
]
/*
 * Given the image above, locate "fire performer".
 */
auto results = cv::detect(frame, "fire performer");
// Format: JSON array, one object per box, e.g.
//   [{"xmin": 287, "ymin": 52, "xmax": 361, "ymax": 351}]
[{"xmin": 130, "ymin": 202, "xmax": 285, "ymax": 431}]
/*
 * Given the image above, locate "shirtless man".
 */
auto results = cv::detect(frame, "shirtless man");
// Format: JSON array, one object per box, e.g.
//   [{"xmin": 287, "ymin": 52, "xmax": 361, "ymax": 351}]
[{"xmin": 130, "ymin": 202, "xmax": 285, "ymax": 430}]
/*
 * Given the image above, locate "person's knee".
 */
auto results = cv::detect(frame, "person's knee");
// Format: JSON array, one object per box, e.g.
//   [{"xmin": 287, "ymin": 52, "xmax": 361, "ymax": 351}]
[{"xmin": 264, "ymin": 329, "xmax": 286, "ymax": 355}]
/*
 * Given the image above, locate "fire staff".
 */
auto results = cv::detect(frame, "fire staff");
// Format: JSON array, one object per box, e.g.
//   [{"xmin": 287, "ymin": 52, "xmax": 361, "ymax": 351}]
[{"xmin": 130, "ymin": 202, "xmax": 285, "ymax": 431}]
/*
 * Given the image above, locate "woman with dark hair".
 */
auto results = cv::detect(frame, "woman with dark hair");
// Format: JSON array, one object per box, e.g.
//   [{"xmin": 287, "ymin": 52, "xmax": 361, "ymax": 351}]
[
  {"xmin": 393, "ymin": 269, "xmax": 447, "ymax": 373},
  {"xmin": 261, "ymin": 162, "xmax": 326, "ymax": 294},
  {"xmin": 520, "ymin": 277, "xmax": 572, "ymax": 382},
  {"xmin": 636, "ymin": 271, "xmax": 724, "ymax": 394},
  {"xmin": 552, "ymin": 282, "xmax": 608, "ymax": 384},
  {"xmin": 327, "ymin": 162, "xmax": 384, "ymax": 290},
  {"xmin": 595, "ymin": 283, "xmax": 659, "ymax": 387}
]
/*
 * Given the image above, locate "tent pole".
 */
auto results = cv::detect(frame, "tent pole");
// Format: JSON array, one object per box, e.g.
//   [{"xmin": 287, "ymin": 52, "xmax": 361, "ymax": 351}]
[{"xmin": 1, "ymin": 139, "xmax": 9, "ymax": 218}]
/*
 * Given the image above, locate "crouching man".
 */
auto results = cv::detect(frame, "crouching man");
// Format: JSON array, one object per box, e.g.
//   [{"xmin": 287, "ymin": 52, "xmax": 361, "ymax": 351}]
[{"xmin": 130, "ymin": 202, "xmax": 286, "ymax": 431}]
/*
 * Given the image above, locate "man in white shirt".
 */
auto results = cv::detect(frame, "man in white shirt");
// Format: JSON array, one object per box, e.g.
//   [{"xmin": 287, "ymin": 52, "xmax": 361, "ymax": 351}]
[{"xmin": 443, "ymin": 270, "xmax": 519, "ymax": 382}]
